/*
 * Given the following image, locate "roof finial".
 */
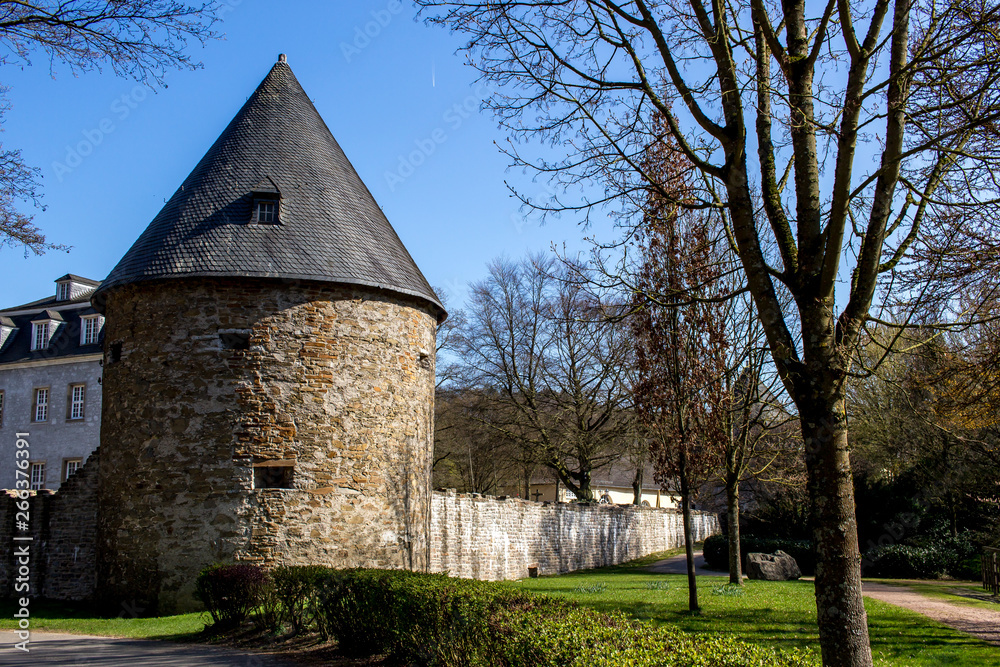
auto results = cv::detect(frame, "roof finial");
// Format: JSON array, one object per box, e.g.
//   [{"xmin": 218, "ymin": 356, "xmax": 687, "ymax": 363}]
[{"xmin": 278, "ymin": 53, "xmax": 287, "ymax": 64}]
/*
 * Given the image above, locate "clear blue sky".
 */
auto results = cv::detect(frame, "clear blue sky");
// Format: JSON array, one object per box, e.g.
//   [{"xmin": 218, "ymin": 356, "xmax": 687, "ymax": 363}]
[{"xmin": 0, "ymin": 0, "xmax": 608, "ymax": 311}]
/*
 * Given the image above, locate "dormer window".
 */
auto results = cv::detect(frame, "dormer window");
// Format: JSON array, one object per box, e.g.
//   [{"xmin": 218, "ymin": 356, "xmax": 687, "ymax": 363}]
[
  {"xmin": 30, "ymin": 310, "xmax": 63, "ymax": 351},
  {"xmin": 0, "ymin": 317, "xmax": 14, "ymax": 349},
  {"xmin": 255, "ymin": 198, "xmax": 278, "ymax": 224},
  {"xmin": 32, "ymin": 322, "xmax": 50, "ymax": 351},
  {"xmin": 53, "ymin": 274, "xmax": 100, "ymax": 302},
  {"xmin": 81, "ymin": 315, "xmax": 105, "ymax": 346},
  {"xmin": 250, "ymin": 177, "xmax": 281, "ymax": 225}
]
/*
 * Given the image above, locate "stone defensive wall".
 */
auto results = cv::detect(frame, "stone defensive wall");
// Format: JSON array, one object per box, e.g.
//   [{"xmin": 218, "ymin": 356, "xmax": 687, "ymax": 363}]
[
  {"xmin": 0, "ymin": 447, "xmax": 100, "ymax": 601},
  {"xmin": 430, "ymin": 489, "xmax": 719, "ymax": 580},
  {"xmin": 0, "ymin": 474, "xmax": 718, "ymax": 601}
]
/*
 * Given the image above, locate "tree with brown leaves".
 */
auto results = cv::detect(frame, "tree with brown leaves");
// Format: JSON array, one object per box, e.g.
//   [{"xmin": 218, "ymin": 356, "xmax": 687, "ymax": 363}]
[{"xmin": 631, "ymin": 154, "xmax": 724, "ymax": 610}]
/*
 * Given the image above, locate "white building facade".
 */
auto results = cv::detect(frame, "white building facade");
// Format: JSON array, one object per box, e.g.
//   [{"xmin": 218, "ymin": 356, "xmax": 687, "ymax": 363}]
[{"xmin": 0, "ymin": 275, "xmax": 104, "ymax": 490}]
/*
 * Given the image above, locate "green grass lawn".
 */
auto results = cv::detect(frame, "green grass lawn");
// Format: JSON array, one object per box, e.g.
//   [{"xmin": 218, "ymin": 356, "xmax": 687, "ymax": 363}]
[
  {"xmin": 511, "ymin": 564, "xmax": 1000, "ymax": 667},
  {"xmin": 0, "ymin": 600, "xmax": 207, "ymax": 639}
]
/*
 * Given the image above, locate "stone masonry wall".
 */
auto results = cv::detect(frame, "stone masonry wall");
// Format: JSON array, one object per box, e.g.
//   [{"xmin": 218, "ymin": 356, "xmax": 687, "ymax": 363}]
[
  {"xmin": 430, "ymin": 490, "xmax": 719, "ymax": 580},
  {"xmin": 1, "ymin": 477, "xmax": 716, "ymax": 601},
  {"xmin": 97, "ymin": 278, "xmax": 436, "ymax": 613},
  {"xmin": 0, "ymin": 447, "xmax": 99, "ymax": 601}
]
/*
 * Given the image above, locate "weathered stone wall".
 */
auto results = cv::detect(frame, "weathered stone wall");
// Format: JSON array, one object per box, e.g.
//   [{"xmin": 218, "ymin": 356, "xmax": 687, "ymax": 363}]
[
  {"xmin": 0, "ymin": 447, "xmax": 99, "ymax": 600},
  {"xmin": 430, "ymin": 490, "xmax": 719, "ymax": 580},
  {"xmin": 1, "ymin": 479, "xmax": 716, "ymax": 602},
  {"xmin": 41, "ymin": 445, "xmax": 100, "ymax": 600},
  {"xmin": 97, "ymin": 278, "xmax": 436, "ymax": 612}
]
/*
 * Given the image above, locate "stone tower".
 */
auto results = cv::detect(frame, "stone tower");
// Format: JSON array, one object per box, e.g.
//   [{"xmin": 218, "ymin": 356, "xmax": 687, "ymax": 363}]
[{"xmin": 92, "ymin": 56, "xmax": 445, "ymax": 613}]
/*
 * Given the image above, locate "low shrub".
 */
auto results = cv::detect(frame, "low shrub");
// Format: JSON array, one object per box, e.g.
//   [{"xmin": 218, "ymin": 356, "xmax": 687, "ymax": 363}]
[
  {"xmin": 315, "ymin": 569, "xmax": 560, "ymax": 662},
  {"xmin": 314, "ymin": 569, "xmax": 814, "ymax": 667},
  {"xmin": 704, "ymin": 534, "xmax": 729, "ymax": 571},
  {"xmin": 862, "ymin": 536, "xmax": 981, "ymax": 579},
  {"xmin": 704, "ymin": 535, "xmax": 815, "ymax": 575},
  {"xmin": 271, "ymin": 565, "xmax": 328, "ymax": 634},
  {"xmin": 195, "ymin": 563, "xmax": 272, "ymax": 629}
]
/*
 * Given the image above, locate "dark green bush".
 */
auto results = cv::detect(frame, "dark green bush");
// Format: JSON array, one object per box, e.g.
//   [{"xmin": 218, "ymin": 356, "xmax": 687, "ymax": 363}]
[
  {"xmin": 315, "ymin": 569, "xmax": 559, "ymax": 662},
  {"xmin": 195, "ymin": 563, "xmax": 272, "ymax": 629},
  {"xmin": 862, "ymin": 536, "xmax": 982, "ymax": 579},
  {"xmin": 704, "ymin": 535, "xmax": 815, "ymax": 575},
  {"xmin": 862, "ymin": 544, "xmax": 946, "ymax": 578},
  {"xmin": 704, "ymin": 534, "xmax": 729, "ymax": 571},
  {"xmin": 271, "ymin": 565, "xmax": 328, "ymax": 633}
]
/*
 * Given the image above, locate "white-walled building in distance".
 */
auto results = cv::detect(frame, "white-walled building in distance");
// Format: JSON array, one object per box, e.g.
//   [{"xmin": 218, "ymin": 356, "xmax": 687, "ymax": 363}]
[{"xmin": 0, "ymin": 274, "xmax": 104, "ymax": 490}]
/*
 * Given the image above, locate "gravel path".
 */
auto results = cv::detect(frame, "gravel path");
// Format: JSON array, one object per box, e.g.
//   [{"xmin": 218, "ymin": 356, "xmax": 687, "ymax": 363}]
[{"xmin": 862, "ymin": 582, "xmax": 1000, "ymax": 646}]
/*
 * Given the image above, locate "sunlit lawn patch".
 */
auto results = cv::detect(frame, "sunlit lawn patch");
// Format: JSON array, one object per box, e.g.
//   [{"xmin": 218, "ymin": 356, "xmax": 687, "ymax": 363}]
[{"xmin": 512, "ymin": 566, "xmax": 1000, "ymax": 666}]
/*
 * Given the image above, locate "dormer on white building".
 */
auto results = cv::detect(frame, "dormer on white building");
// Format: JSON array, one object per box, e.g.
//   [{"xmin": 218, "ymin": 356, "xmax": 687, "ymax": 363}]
[
  {"xmin": 79, "ymin": 309, "xmax": 105, "ymax": 346},
  {"xmin": 0, "ymin": 316, "xmax": 15, "ymax": 350},
  {"xmin": 55, "ymin": 274, "xmax": 101, "ymax": 302},
  {"xmin": 30, "ymin": 310, "xmax": 64, "ymax": 351}
]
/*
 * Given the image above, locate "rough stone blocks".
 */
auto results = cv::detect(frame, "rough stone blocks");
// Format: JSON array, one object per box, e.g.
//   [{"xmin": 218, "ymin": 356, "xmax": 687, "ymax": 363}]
[{"xmin": 95, "ymin": 278, "xmax": 436, "ymax": 612}]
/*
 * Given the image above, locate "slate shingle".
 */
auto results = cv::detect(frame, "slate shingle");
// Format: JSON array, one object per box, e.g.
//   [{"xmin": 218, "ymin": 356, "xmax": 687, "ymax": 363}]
[{"xmin": 94, "ymin": 58, "xmax": 445, "ymax": 321}]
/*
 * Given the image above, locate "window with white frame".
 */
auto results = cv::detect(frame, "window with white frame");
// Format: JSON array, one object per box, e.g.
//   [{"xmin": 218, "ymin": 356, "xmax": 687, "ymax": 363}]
[
  {"xmin": 57, "ymin": 282, "xmax": 71, "ymax": 301},
  {"xmin": 64, "ymin": 458, "xmax": 82, "ymax": 481},
  {"xmin": 81, "ymin": 316, "xmax": 103, "ymax": 345},
  {"xmin": 68, "ymin": 384, "xmax": 85, "ymax": 420},
  {"xmin": 30, "ymin": 462, "xmax": 45, "ymax": 490},
  {"xmin": 31, "ymin": 322, "xmax": 50, "ymax": 351},
  {"xmin": 33, "ymin": 388, "xmax": 48, "ymax": 422}
]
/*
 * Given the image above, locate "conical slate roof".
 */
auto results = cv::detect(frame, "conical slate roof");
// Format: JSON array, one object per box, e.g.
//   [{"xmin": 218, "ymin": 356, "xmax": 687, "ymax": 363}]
[{"xmin": 95, "ymin": 56, "xmax": 444, "ymax": 320}]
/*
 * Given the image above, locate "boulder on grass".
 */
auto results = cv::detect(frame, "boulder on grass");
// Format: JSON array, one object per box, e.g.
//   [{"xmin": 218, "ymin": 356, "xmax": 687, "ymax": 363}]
[{"xmin": 746, "ymin": 550, "xmax": 802, "ymax": 581}]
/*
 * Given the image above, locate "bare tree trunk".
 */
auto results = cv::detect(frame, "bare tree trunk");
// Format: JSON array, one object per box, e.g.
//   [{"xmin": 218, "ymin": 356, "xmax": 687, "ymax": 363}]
[
  {"xmin": 726, "ymin": 474, "xmax": 743, "ymax": 585},
  {"xmin": 679, "ymin": 446, "xmax": 699, "ymax": 612},
  {"xmin": 801, "ymin": 395, "xmax": 872, "ymax": 667},
  {"xmin": 577, "ymin": 468, "xmax": 593, "ymax": 501},
  {"xmin": 632, "ymin": 466, "xmax": 643, "ymax": 505}
]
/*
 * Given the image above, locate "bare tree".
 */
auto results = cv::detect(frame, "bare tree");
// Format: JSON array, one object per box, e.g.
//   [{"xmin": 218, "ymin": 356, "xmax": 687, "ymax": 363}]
[
  {"xmin": 433, "ymin": 386, "xmax": 522, "ymax": 494},
  {"xmin": 417, "ymin": 2, "xmax": 1000, "ymax": 662},
  {"xmin": 0, "ymin": 1, "xmax": 220, "ymax": 254},
  {"xmin": 711, "ymin": 289, "xmax": 802, "ymax": 584},
  {"xmin": 456, "ymin": 254, "xmax": 633, "ymax": 501}
]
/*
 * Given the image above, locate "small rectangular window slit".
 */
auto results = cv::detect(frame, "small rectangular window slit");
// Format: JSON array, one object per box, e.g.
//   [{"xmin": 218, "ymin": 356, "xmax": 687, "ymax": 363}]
[
  {"xmin": 253, "ymin": 460, "xmax": 294, "ymax": 489},
  {"xmin": 219, "ymin": 331, "xmax": 250, "ymax": 350}
]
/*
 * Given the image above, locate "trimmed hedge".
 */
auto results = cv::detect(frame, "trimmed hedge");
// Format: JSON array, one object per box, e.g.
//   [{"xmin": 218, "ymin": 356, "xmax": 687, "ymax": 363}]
[
  {"xmin": 704, "ymin": 535, "xmax": 815, "ymax": 575},
  {"xmin": 287, "ymin": 568, "xmax": 814, "ymax": 666},
  {"xmin": 195, "ymin": 566, "xmax": 816, "ymax": 665}
]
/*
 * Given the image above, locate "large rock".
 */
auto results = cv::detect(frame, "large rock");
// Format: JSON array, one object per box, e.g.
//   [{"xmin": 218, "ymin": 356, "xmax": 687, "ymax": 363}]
[{"xmin": 746, "ymin": 550, "xmax": 802, "ymax": 581}]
